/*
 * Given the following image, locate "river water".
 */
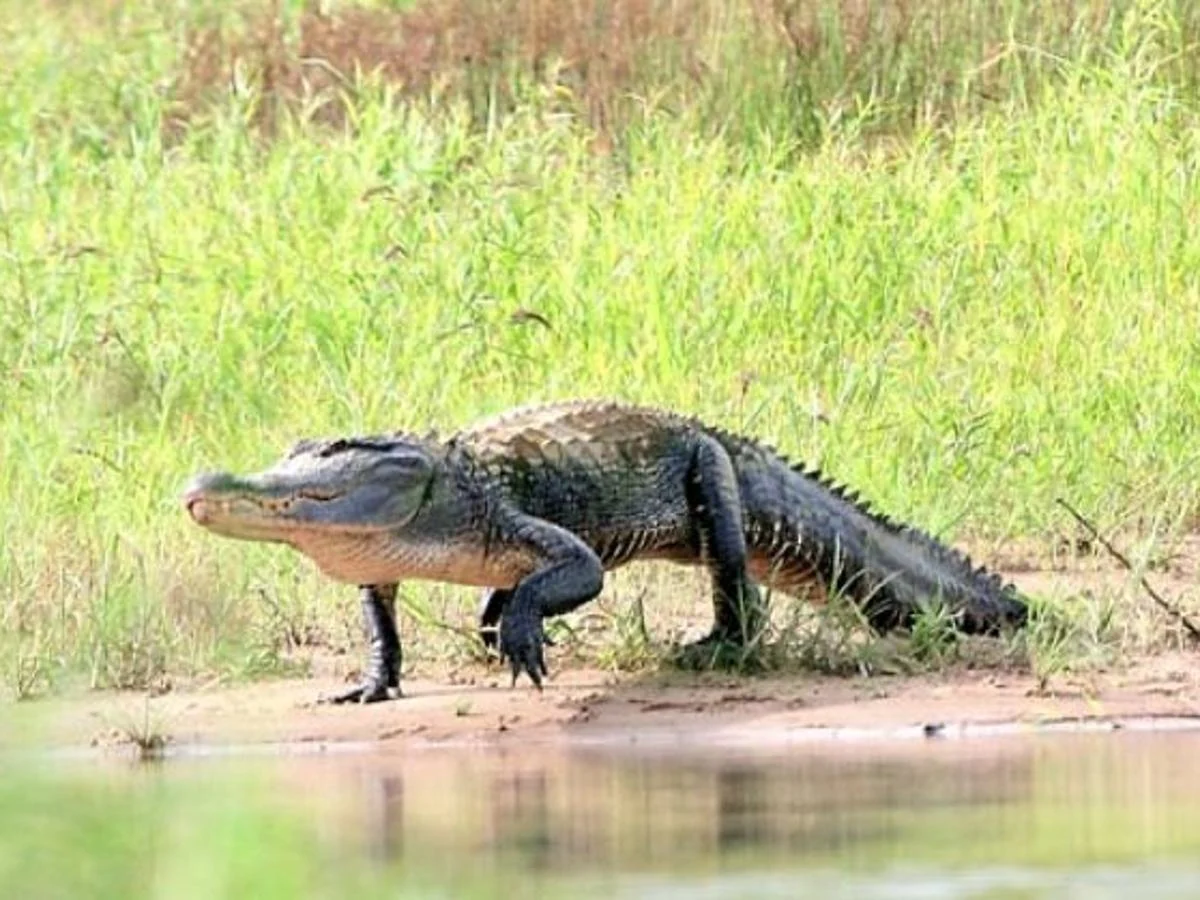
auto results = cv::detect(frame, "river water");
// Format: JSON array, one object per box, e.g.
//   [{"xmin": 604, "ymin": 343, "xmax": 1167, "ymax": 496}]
[{"xmin": 5, "ymin": 727, "xmax": 1200, "ymax": 898}]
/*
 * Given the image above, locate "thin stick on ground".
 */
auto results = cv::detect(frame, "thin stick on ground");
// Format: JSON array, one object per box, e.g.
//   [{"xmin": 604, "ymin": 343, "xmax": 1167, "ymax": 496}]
[{"xmin": 1055, "ymin": 497, "xmax": 1200, "ymax": 643}]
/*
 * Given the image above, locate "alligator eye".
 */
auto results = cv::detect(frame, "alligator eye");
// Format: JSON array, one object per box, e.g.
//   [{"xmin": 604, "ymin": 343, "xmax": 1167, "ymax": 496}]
[{"xmin": 317, "ymin": 440, "xmax": 350, "ymax": 458}]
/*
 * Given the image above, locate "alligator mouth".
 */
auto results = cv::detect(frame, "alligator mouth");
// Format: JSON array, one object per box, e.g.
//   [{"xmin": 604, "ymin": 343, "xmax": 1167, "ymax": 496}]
[
  {"xmin": 181, "ymin": 491, "xmax": 296, "ymax": 543},
  {"xmin": 182, "ymin": 489, "xmax": 380, "ymax": 537},
  {"xmin": 182, "ymin": 476, "xmax": 287, "ymax": 528}
]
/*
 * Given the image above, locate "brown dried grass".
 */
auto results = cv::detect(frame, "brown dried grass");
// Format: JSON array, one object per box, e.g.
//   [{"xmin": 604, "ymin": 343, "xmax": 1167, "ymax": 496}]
[
  {"xmin": 171, "ymin": 0, "xmax": 736, "ymax": 139},
  {"xmin": 168, "ymin": 0, "xmax": 1200, "ymax": 147},
  {"xmin": 170, "ymin": 0, "xmax": 1118, "ymax": 138}
]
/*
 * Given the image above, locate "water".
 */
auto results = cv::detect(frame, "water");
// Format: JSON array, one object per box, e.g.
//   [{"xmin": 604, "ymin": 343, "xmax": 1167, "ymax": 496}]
[{"xmin": 5, "ymin": 729, "xmax": 1200, "ymax": 898}]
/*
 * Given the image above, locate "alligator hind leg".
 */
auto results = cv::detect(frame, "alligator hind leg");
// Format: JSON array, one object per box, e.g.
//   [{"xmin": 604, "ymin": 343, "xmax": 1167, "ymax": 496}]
[
  {"xmin": 478, "ymin": 588, "xmax": 509, "ymax": 654},
  {"xmin": 323, "ymin": 583, "xmax": 402, "ymax": 704},
  {"xmin": 680, "ymin": 437, "xmax": 766, "ymax": 658}
]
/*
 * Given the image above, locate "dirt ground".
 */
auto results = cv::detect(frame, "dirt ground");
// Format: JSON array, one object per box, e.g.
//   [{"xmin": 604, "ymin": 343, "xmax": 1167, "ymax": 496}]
[{"xmin": 8, "ymin": 542, "xmax": 1200, "ymax": 756}]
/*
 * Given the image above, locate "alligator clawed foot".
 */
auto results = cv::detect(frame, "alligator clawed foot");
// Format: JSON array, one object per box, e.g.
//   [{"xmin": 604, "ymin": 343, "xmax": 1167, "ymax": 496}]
[
  {"xmin": 672, "ymin": 628, "xmax": 751, "ymax": 671},
  {"xmin": 320, "ymin": 678, "xmax": 400, "ymax": 705},
  {"xmin": 499, "ymin": 611, "xmax": 549, "ymax": 689},
  {"xmin": 481, "ymin": 625, "xmax": 555, "ymax": 659}
]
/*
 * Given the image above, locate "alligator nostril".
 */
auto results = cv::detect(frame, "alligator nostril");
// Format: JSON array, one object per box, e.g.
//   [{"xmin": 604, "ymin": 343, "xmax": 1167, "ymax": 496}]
[{"xmin": 185, "ymin": 496, "xmax": 210, "ymax": 523}]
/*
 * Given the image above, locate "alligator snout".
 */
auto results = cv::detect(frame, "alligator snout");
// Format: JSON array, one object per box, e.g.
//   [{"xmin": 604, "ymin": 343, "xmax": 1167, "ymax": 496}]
[{"xmin": 181, "ymin": 472, "xmax": 234, "ymax": 524}]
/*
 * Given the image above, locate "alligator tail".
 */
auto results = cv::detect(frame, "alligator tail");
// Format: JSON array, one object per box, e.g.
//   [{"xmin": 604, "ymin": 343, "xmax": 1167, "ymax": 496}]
[{"xmin": 721, "ymin": 433, "xmax": 1028, "ymax": 635}]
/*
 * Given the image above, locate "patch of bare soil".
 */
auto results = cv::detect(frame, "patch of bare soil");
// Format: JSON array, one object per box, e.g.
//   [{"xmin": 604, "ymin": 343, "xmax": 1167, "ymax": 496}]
[{"xmin": 8, "ymin": 546, "xmax": 1200, "ymax": 755}]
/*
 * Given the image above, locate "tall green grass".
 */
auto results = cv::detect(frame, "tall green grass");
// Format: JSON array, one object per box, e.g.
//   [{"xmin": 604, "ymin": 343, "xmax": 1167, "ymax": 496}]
[{"xmin": 2, "ymin": 0, "xmax": 1200, "ymax": 693}]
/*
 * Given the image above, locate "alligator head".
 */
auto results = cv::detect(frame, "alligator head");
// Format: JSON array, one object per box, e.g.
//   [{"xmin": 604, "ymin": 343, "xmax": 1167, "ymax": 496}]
[{"xmin": 182, "ymin": 434, "xmax": 443, "ymax": 544}]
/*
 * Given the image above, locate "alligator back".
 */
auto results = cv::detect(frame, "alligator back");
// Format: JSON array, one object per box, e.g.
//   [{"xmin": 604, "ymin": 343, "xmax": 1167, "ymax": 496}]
[
  {"xmin": 450, "ymin": 400, "xmax": 1025, "ymax": 633},
  {"xmin": 450, "ymin": 401, "xmax": 699, "ymax": 567}
]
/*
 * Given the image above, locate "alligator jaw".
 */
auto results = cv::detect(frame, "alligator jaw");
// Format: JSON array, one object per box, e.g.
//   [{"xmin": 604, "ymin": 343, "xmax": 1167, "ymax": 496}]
[{"xmin": 181, "ymin": 471, "xmax": 306, "ymax": 543}]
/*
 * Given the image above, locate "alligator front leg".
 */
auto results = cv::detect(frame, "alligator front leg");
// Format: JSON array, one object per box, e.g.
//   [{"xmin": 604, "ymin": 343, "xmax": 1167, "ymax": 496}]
[
  {"xmin": 323, "ymin": 583, "xmax": 402, "ymax": 704},
  {"xmin": 683, "ymin": 436, "xmax": 766, "ymax": 654},
  {"xmin": 497, "ymin": 518, "xmax": 604, "ymax": 688},
  {"xmin": 478, "ymin": 587, "xmax": 556, "ymax": 656}
]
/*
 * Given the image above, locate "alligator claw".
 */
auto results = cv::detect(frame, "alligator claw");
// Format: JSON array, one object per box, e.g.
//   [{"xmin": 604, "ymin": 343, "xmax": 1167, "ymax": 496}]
[
  {"xmin": 320, "ymin": 677, "xmax": 399, "ymax": 705},
  {"xmin": 499, "ymin": 610, "xmax": 548, "ymax": 690}
]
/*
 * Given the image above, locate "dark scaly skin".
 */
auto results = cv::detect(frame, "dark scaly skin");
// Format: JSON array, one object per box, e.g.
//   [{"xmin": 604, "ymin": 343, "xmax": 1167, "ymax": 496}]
[{"xmin": 182, "ymin": 400, "xmax": 1028, "ymax": 701}]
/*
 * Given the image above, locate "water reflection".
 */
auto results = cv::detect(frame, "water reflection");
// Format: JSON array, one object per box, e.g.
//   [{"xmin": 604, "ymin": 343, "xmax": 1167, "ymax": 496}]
[
  {"xmin": 12, "ymin": 728, "xmax": 1200, "ymax": 898},
  {"xmin": 278, "ymin": 730, "xmax": 1200, "ymax": 879}
]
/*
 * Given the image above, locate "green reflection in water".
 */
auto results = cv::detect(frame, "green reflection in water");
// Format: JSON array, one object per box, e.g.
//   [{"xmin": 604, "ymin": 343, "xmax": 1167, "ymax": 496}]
[{"xmin": 3, "ymin": 732, "xmax": 1200, "ymax": 898}]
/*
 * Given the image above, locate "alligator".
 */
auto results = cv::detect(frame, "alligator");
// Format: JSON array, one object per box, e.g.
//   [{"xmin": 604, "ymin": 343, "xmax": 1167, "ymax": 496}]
[{"xmin": 182, "ymin": 399, "xmax": 1027, "ymax": 703}]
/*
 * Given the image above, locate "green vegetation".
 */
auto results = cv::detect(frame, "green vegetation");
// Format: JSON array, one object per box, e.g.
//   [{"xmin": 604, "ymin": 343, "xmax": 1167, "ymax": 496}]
[{"xmin": 3, "ymin": 0, "xmax": 1200, "ymax": 696}]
